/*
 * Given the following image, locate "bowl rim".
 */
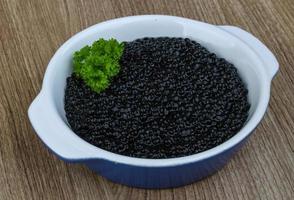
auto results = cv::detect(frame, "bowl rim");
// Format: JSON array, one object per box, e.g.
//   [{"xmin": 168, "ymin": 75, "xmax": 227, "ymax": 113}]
[{"xmin": 29, "ymin": 15, "xmax": 276, "ymax": 167}]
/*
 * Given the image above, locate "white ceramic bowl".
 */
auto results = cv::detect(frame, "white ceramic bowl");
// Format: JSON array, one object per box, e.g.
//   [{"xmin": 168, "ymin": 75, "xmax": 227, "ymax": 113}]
[{"xmin": 28, "ymin": 15, "xmax": 278, "ymax": 188}]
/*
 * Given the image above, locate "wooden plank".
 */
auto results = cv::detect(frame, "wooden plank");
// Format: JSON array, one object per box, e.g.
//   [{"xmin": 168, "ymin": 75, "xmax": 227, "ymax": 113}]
[{"xmin": 0, "ymin": 0, "xmax": 293, "ymax": 199}]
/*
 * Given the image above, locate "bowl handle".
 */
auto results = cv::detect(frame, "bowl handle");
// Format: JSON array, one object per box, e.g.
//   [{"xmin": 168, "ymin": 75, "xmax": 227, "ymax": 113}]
[
  {"xmin": 28, "ymin": 92, "xmax": 96, "ymax": 162},
  {"xmin": 218, "ymin": 25, "xmax": 279, "ymax": 80}
]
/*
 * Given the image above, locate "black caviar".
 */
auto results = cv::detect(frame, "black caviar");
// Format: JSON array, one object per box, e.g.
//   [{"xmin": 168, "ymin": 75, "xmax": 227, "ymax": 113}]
[{"xmin": 64, "ymin": 37, "xmax": 250, "ymax": 159}]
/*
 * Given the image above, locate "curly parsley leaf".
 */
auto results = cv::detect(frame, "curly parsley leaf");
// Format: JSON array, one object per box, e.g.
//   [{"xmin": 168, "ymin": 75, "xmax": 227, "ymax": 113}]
[{"xmin": 73, "ymin": 38, "xmax": 124, "ymax": 93}]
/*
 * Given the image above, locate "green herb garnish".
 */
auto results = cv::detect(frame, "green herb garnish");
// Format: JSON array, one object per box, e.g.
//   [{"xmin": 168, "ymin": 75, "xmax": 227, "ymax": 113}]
[{"xmin": 73, "ymin": 38, "xmax": 124, "ymax": 93}]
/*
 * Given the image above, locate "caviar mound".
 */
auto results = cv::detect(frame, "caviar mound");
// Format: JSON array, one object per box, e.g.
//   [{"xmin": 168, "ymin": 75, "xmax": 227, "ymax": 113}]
[{"xmin": 64, "ymin": 37, "xmax": 250, "ymax": 159}]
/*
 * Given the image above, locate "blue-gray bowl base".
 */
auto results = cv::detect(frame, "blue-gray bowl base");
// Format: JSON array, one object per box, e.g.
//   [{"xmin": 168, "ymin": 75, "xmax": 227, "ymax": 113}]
[{"xmin": 83, "ymin": 139, "xmax": 247, "ymax": 189}]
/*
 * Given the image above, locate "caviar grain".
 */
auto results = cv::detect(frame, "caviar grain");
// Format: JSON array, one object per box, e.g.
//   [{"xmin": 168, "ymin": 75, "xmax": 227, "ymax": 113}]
[{"xmin": 64, "ymin": 37, "xmax": 250, "ymax": 159}]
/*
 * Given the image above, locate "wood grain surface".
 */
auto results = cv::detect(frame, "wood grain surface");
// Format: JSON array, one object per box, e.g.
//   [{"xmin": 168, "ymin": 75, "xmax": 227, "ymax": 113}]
[{"xmin": 0, "ymin": 0, "xmax": 294, "ymax": 199}]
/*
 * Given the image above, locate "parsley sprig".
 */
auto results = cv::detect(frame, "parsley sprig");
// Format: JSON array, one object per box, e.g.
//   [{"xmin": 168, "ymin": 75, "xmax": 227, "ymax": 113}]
[{"xmin": 73, "ymin": 38, "xmax": 124, "ymax": 93}]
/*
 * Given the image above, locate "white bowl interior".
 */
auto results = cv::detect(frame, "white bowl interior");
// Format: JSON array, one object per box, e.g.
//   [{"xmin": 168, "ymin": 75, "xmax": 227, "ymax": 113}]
[{"xmin": 49, "ymin": 18, "xmax": 262, "ymax": 128}]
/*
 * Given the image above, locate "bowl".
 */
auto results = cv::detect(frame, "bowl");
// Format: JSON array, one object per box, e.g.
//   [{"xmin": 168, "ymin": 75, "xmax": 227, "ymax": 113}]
[{"xmin": 28, "ymin": 15, "xmax": 279, "ymax": 188}]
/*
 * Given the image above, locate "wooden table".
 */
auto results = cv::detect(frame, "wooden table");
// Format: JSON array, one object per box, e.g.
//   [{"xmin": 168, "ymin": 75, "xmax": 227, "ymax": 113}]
[{"xmin": 1, "ymin": 0, "xmax": 293, "ymax": 199}]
